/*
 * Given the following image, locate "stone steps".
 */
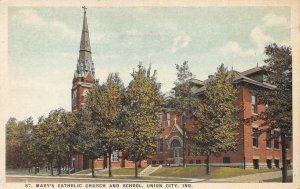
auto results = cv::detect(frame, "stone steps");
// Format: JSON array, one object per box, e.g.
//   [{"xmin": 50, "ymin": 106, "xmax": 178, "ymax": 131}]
[{"xmin": 139, "ymin": 165, "xmax": 162, "ymax": 176}]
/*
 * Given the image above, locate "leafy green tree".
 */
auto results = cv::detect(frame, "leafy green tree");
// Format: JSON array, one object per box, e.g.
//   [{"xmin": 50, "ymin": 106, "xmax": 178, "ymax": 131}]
[
  {"xmin": 34, "ymin": 108, "xmax": 69, "ymax": 175},
  {"xmin": 100, "ymin": 73, "xmax": 125, "ymax": 177},
  {"xmin": 59, "ymin": 111, "xmax": 77, "ymax": 174},
  {"xmin": 258, "ymin": 43, "xmax": 292, "ymax": 182},
  {"xmin": 123, "ymin": 64, "xmax": 164, "ymax": 178},
  {"xmin": 76, "ymin": 86, "xmax": 106, "ymax": 177},
  {"xmin": 76, "ymin": 73, "xmax": 124, "ymax": 177},
  {"xmin": 191, "ymin": 64, "xmax": 240, "ymax": 175},
  {"xmin": 6, "ymin": 117, "xmax": 35, "ymax": 169},
  {"xmin": 169, "ymin": 61, "xmax": 199, "ymax": 167}
]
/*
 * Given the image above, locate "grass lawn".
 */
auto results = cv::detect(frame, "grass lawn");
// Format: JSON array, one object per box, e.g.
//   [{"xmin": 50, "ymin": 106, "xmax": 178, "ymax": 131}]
[
  {"xmin": 76, "ymin": 168, "xmax": 145, "ymax": 176},
  {"xmin": 150, "ymin": 166, "xmax": 281, "ymax": 179},
  {"xmin": 101, "ymin": 168, "xmax": 145, "ymax": 175}
]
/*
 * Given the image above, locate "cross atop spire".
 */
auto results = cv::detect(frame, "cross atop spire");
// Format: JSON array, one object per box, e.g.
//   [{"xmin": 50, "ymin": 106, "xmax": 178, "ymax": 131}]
[
  {"xmin": 82, "ymin": 6, "xmax": 87, "ymax": 13},
  {"xmin": 75, "ymin": 7, "xmax": 95, "ymax": 78}
]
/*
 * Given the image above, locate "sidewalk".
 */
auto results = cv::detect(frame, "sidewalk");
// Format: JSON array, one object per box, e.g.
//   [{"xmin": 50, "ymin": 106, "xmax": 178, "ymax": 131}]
[
  {"xmin": 7, "ymin": 174, "xmax": 204, "ymax": 183},
  {"xmin": 6, "ymin": 170, "xmax": 291, "ymax": 183}
]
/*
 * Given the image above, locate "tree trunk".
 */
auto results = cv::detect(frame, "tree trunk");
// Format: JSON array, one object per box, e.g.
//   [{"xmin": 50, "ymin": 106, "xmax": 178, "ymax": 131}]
[
  {"xmin": 108, "ymin": 151, "xmax": 112, "ymax": 177},
  {"xmin": 67, "ymin": 154, "xmax": 70, "ymax": 175},
  {"xmin": 58, "ymin": 163, "xmax": 61, "ymax": 175},
  {"xmin": 91, "ymin": 159, "xmax": 95, "ymax": 178},
  {"xmin": 50, "ymin": 162, "xmax": 53, "ymax": 176},
  {"xmin": 206, "ymin": 154, "xmax": 210, "ymax": 175},
  {"xmin": 281, "ymin": 133, "xmax": 287, "ymax": 183},
  {"xmin": 135, "ymin": 161, "xmax": 138, "ymax": 178},
  {"xmin": 182, "ymin": 122, "xmax": 186, "ymax": 168}
]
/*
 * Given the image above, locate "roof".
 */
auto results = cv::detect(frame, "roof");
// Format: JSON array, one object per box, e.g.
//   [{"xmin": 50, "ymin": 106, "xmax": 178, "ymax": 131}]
[
  {"xmin": 193, "ymin": 67, "xmax": 275, "ymax": 94},
  {"xmin": 241, "ymin": 66, "xmax": 264, "ymax": 76},
  {"xmin": 189, "ymin": 79, "xmax": 204, "ymax": 86}
]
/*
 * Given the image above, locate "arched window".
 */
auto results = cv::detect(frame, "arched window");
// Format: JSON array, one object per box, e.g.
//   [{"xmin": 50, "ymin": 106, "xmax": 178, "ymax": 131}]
[{"xmin": 172, "ymin": 139, "xmax": 181, "ymax": 148}]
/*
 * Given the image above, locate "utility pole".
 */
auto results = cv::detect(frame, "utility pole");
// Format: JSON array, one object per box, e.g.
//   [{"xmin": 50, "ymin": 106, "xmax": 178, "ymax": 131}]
[{"xmin": 182, "ymin": 112, "xmax": 186, "ymax": 168}]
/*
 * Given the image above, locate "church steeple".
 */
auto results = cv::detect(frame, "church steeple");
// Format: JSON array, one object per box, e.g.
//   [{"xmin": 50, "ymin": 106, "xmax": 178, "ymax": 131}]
[
  {"xmin": 72, "ymin": 7, "xmax": 96, "ymax": 112},
  {"xmin": 76, "ymin": 6, "xmax": 95, "ymax": 78}
]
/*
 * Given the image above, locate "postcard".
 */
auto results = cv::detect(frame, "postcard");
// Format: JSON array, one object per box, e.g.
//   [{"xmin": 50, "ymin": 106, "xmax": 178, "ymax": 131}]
[{"xmin": 0, "ymin": 0, "xmax": 299, "ymax": 189}]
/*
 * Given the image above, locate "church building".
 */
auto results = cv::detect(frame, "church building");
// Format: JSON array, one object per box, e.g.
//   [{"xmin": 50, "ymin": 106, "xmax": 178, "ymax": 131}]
[
  {"xmin": 70, "ymin": 8, "xmax": 292, "ymax": 171},
  {"xmin": 71, "ymin": 7, "xmax": 147, "ymax": 170}
]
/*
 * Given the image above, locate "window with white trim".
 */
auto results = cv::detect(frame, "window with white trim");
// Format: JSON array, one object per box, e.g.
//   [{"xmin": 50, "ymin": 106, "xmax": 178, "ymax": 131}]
[
  {"xmin": 285, "ymin": 135, "xmax": 290, "ymax": 149},
  {"xmin": 158, "ymin": 113, "xmax": 163, "ymax": 126},
  {"xmin": 251, "ymin": 95, "xmax": 258, "ymax": 114},
  {"xmin": 111, "ymin": 150, "xmax": 119, "ymax": 162},
  {"xmin": 252, "ymin": 128, "xmax": 258, "ymax": 148},
  {"xmin": 72, "ymin": 89, "xmax": 77, "ymax": 106},
  {"xmin": 274, "ymin": 131, "xmax": 280, "ymax": 149},
  {"xmin": 266, "ymin": 130, "xmax": 271, "ymax": 148},
  {"xmin": 158, "ymin": 138, "xmax": 163, "ymax": 153},
  {"xmin": 166, "ymin": 112, "xmax": 170, "ymax": 127}
]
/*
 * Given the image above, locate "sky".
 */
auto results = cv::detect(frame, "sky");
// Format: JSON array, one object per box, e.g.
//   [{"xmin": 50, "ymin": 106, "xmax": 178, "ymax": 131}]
[{"xmin": 8, "ymin": 7, "xmax": 291, "ymax": 123}]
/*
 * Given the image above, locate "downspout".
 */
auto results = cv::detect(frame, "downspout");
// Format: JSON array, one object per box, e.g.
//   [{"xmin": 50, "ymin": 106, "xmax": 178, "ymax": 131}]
[{"xmin": 242, "ymin": 86, "xmax": 246, "ymax": 169}]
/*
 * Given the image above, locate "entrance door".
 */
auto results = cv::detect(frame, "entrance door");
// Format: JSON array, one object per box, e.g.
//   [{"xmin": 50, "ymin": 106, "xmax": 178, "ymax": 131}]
[
  {"xmin": 172, "ymin": 139, "xmax": 182, "ymax": 165},
  {"xmin": 174, "ymin": 147, "xmax": 181, "ymax": 165}
]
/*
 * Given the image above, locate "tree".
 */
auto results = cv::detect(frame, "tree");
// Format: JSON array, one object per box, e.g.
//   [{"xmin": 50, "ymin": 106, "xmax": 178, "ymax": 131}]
[
  {"xmin": 59, "ymin": 111, "xmax": 77, "ymax": 174},
  {"xmin": 191, "ymin": 64, "xmax": 240, "ymax": 175},
  {"xmin": 6, "ymin": 117, "xmax": 36, "ymax": 170},
  {"xmin": 76, "ymin": 85, "xmax": 106, "ymax": 178},
  {"xmin": 34, "ymin": 108, "xmax": 70, "ymax": 175},
  {"xmin": 100, "ymin": 73, "xmax": 125, "ymax": 177},
  {"xmin": 258, "ymin": 43, "xmax": 292, "ymax": 182},
  {"xmin": 76, "ymin": 73, "xmax": 124, "ymax": 178},
  {"xmin": 169, "ymin": 61, "xmax": 199, "ymax": 167},
  {"xmin": 123, "ymin": 64, "xmax": 164, "ymax": 178}
]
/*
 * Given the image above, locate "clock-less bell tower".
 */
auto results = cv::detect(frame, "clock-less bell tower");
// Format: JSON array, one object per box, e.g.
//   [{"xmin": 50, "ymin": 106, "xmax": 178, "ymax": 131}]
[{"xmin": 72, "ymin": 7, "xmax": 96, "ymax": 112}]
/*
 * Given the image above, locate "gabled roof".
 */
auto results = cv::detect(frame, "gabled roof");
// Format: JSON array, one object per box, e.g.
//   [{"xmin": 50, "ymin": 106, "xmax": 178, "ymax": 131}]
[
  {"xmin": 165, "ymin": 123, "xmax": 183, "ymax": 140},
  {"xmin": 241, "ymin": 66, "xmax": 264, "ymax": 76},
  {"xmin": 193, "ymin": 67, "xmax": 275, "ymax": 94}
]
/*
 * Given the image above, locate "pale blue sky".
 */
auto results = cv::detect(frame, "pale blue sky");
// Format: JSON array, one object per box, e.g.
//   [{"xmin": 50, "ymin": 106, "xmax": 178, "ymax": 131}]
[{"xmin": 8, "ymin": 7, "xmax": 290, "ymax": 122}]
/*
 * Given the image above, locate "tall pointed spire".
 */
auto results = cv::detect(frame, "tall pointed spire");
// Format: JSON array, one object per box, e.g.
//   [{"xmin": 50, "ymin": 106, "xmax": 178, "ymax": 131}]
[
  {"xmin": 80, "ymin": 6, "xmax": 91, "ymax": 54},
  {"xmin": 76, "ymin": 6, "xmax": 95, "ymax": 78}
]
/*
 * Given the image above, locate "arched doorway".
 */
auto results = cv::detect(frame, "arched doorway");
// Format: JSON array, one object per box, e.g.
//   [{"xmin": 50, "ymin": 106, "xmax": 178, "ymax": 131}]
[{"xmin": 172, "ymin": 139, "xmax": 182, "ymax": 165}]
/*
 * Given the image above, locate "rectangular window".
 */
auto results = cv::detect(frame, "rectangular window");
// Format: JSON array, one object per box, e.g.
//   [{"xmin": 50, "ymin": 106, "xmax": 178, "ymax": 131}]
[
  {"xmin": 253, "ymin": 159, "xmax": 259, "ymax": 169},
  {"xmin": 189, "ymin": 160, "xmax": 193, "ymax": 164},
  {"xmin": 252, "ymin": 128, "xmax": 259, "ymax": 148},
  {"xmin": 266, "ymin": 130, "xmax": 271, "ymax": 148},
  {"xmin": 251, "ymin": 95, "xmax": 258, "ymax": 114},
  {"xmin": 285, "ymin": 135, "xmax": 290, "ymax": 149},
  {"xmin": 188, "ymin": 148, "xmax": 192, "ymax": 156},
  {"xmin": 266, "ymin": 159, "xmax": 272, "ymax": 169},
  {"xmin": 167, "ymin": 112, "xmax": 171, "ymax": 127},
  {"xmin": 196, "ymin": 160, "xmax": 201, "ymax": 164},
  {"xmin": 274, "ymin": 159, "xmax": 279, "ymax": 168},
  {"xmin": 111, "ymin": 150, "xmax": 119, "ymax": 162},
  {"xmin": 286, "ymin": 160, "xmax": 291, "ymax": 168},
  {"xmin": 159, "ymin": 114, "xmax": 163, "ymax": 125},
  {"xmin": 223, "ymin": 157, "xmax": 230, "ymax": 164},
  {"xmin": 274, "ymin": 131, "xmax": 280, "ymax": 149},
  {"xmin": 181, "ymin": 114, "xmax": 186, "ymax": 125},
  {"xmin": 158, "ymin": 138, "xmax": 163, "ymax": 153}
]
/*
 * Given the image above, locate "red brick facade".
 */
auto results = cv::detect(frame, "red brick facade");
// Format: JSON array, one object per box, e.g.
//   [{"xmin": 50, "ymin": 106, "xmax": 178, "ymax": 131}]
[{"xmin": 150, "ymin": 69, "xmax": 292, "ymax": 169}]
